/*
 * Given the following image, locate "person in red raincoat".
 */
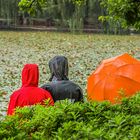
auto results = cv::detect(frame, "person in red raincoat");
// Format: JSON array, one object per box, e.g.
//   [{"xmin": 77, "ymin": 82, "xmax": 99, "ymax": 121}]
[{"xmin": 7, "ymin": 64, "xmax": 54, "ymax": 115}]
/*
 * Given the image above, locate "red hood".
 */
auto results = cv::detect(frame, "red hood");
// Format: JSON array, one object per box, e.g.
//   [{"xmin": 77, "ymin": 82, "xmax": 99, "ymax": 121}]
[{"xmin": 22, "ymin": 64, "xmax": 39, "ymax": 87}]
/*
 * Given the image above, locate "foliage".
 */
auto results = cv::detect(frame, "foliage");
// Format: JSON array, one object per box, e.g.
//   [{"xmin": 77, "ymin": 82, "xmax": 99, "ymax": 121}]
[
  {"xmin": 0, "ymin": 0, "xmax": 19, "ymax": 26},
  {"xmin": 1, "ymin": 93, "xmax": 140, "ymax": 139},
  {"xmin": 0, "ymin": 0, "xmax": 129, "ymax": 33},
  {"xmin": 18, "ymin": 0, "xmax": 87, "ymax": 32},
  {"xmin": 18, "ymin": 0, "xmax": 132, "ymax": 33},
  {"xmin": 99, "ymin": 0, "xmax": 140, "ymax": 30},
  {"xmin": 18, "ymin": 0, "xmax": 86, "ymax": 12},
  {"xmin": 18, "ymin": 0, "xmax": 87, "ymax": 18},
  {"xmin": 18, "ymin": 0, "xmax": 47, "ymax": 15}
]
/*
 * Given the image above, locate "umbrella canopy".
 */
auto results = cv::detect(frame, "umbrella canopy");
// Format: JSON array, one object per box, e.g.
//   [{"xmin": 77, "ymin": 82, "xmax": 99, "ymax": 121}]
[{"xmin": 87, "ymin": 53, "xmax": 140, "ymax": 103}]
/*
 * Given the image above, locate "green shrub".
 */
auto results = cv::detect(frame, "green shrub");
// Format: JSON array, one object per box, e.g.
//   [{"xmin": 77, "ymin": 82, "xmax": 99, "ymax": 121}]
[{"xmin": 1, "ymin": 94, "xmax": 140, "ymax": 140}]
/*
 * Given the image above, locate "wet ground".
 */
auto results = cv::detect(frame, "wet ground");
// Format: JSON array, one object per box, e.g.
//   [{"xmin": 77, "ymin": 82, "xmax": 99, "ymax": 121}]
[{"xmin": 0, "ymin": 32, "xmax": 140, "ymax": 119}]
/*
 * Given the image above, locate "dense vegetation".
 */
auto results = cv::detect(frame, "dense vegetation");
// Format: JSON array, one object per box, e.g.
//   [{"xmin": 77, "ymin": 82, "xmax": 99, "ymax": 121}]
[
  {"xmin": 18, "ymin": 0, "xmax": 140, "ymax": 31},
  {"xmin": 18, "ymin": 0, "xmax": 103, "ymax": 31},
  {"xmin": 0, "ymin": 0, "xmax": 128, "ymax": 34},
  {"xmin": 100, "ymin": 0, "xmax": 140, "ymax": 30},
  {"xmin": 0, "ymin": 0, "xmax": 140, "ymax": 32},
  {"xmin": 1, "ymin": 93, "xmax": 140, "ymax": 139}
]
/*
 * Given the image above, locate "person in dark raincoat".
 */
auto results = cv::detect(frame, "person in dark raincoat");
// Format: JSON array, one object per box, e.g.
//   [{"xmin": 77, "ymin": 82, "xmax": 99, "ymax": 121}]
[
  {"xmin": 41, "ymin": 56, "xmax": 83, "ymax": 103},
  {"xmin": 7, "ymin": 64, "xmax": 54, "ymax": 115}
]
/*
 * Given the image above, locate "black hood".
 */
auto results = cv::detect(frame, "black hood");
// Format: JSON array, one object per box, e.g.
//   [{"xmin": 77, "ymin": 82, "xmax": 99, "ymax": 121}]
[{"xmin": 49, "ymin": 56, "xmax": 69, "ymax": 81}]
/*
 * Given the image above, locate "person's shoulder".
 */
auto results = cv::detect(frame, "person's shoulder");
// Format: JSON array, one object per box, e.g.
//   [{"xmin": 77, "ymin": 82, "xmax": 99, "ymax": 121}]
[
  {"xmin": 10, "ymin": 89, "xmax": 21, "ymax": 98},
  {"xmin": 34, "ymin": 87, "xmax": 51, "ymax": 96},
  {"xmin": 40, "ymin": 83, "xmax": 54, "ymax": 94},
  {"xmin": 41, "ymin": 83, "xmax": 52, "ymax": 89},
  {"xmin": 40, "ymin": 88, "xmax": 50, "ymax": 93},
  {"xmin": 60, "ymin": 80, "xmax": 82, "ymax": 91},
  {"xmin": 64, "ymin": 80, "xmax": 81, "ymax": 87},
  {"xmin": 67, "ymin": 80, "xmax": 83, "ymax": 93}
]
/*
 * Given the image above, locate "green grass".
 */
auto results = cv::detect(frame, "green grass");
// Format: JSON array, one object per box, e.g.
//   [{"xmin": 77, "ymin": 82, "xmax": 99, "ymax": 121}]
[{"xmin": 0, "ymin": 31, "xmax": 140, "ymax": 116}]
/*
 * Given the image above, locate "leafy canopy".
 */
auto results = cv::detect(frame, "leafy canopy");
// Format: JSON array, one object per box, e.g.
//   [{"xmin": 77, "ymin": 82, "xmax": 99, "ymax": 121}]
[
  {"xmin": 18, "ymin": 0, "xmax": 140, "ymax": 30},
  {"xmin": 99, "ymin": 0, "xmax": 140, "ymax": 30},
  {"xmin": 18, "ymin": 0, "xmax": 86, "ymax": 15}
]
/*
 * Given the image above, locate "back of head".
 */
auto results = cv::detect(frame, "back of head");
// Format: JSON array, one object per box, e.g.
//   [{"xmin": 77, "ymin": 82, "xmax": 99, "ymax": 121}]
[
  {"xmin": 22, "ymin": 64, "xmax": 39, "ymax": 87},
  {"xmin": 49, "ymin": 56, "xmax": 69, "ymax": 81}
]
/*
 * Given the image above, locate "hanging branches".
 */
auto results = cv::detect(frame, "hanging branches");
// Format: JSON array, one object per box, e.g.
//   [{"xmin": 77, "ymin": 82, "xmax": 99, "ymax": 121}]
[{"xmin": 19, "ymin": 0, "xmax": 47, "ymax": 15}]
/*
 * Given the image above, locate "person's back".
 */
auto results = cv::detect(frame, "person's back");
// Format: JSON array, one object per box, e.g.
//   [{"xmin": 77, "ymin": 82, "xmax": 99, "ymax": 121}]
[
  {"xmin": 7, "ymin": 64, "xmax": 54, "ymax": 115},
  {"xmin": 41, "ymin": 56, "xmax": 83, "ymax": 103}
]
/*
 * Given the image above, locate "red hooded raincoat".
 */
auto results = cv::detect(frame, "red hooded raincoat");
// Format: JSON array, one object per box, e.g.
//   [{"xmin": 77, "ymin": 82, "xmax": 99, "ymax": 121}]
[{"xmin": 7, "ymin": 64, "xmax": 54, "ymax": 115}]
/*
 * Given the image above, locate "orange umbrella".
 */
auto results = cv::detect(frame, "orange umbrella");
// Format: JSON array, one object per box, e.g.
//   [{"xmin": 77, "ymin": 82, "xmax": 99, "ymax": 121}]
[{"xmin": 87, "ymin": 53, "xmax": 140, "ymax": 103}]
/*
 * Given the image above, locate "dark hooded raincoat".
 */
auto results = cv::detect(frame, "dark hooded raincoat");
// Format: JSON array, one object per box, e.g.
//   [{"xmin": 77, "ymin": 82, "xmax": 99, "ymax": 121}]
[
  {"xmin": 41, "ymin": 56, "xmax": 83, "ymax": 103},
  {"xmin": 7, "ymin": 64, "xmax": 54, "ymax": 115}
]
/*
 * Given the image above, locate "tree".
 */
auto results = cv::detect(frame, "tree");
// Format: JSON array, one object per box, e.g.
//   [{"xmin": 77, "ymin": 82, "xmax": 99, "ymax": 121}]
[
  {"xmin": 18, "ymin": 0, "xmax": 87, "ymax": 31},
  {"xmin": 18, "ymin": 0, "xmax": 86, "ymax": 15},
  {"xmin": 99, "ymin": 0, "xmax": 140, "ymax": 30}
]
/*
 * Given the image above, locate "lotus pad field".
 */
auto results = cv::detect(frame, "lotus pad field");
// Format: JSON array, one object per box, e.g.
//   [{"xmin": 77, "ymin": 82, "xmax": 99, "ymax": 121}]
[{"xmin": 0, "ymin": 31, "xmax": 140, "ymax": 118}]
